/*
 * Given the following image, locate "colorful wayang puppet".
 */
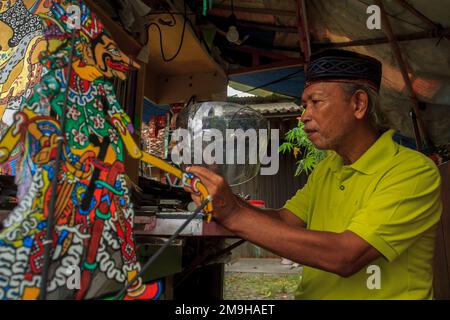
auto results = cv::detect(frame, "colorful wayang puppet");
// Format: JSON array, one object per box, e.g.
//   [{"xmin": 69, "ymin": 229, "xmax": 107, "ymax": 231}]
[
  {"xmin": 0, "ymin": 0, "xmax": 211, "ymax": 300},
  {"xmin": 0, "ymin": 1, "xmax": 53, "ymax": 175},
  {"xmin": 0, "ymin": 0, "xmax": 48, "ymax": 124}
]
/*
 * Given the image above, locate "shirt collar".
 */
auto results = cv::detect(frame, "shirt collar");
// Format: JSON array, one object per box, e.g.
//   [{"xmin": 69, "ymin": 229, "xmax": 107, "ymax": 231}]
[{"xmin": 329, "ymin": 129, "xmax": 398, "ymax": 175}]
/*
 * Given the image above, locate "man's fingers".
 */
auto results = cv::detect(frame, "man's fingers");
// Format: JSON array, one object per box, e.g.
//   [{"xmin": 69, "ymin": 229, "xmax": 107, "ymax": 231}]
[
  {"xmin": 187, "ymin": 166, "xmax": 222, "ymax": 185},
  {"xmin": 183, "ymin": 185, "xmax": 194, "ymax": 194},
  {"xmin": 191, "ymin": 193, "xmax": 202, "ymax": 205},
  {"xmin": 186, "ymin": 166, "xmax": 213, "ymax": 182}
]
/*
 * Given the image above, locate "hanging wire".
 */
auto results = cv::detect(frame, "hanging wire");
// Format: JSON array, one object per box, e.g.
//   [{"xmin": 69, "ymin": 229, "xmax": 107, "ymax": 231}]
[{"xmin": 147, "ymin": 0, "xmax": 188, "ymax": 62}]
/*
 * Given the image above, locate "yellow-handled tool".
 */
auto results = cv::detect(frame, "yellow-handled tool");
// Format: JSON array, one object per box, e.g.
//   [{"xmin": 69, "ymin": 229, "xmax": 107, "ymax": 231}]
[{"xmin": 110, "ymin": 114, "xmax": 214, "ymax": 220}]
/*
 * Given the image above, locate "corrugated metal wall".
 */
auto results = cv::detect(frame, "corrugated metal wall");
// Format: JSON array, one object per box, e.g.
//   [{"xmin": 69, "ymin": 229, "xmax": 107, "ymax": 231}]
[
  {"xmin": 232, "ymin": 117, "xmax": 307, "ymax": 208},
  {"xmin": 229, "ymin": 117, "xmax": 308, "ymax": 258},
  {"xmin": 231, "ymin": 152, "xmax": 307, "ymax": 209}
]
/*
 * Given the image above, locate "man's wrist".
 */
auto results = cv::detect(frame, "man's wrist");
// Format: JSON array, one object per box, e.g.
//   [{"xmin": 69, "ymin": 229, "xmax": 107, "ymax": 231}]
[{"xmin": 218, "ymin": 201, "xmax": 249, "ymax": 232}]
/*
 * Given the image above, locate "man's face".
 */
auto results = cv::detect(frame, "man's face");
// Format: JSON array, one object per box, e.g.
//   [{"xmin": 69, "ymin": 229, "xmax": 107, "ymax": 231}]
[{"xmin": 300, "ymin": 82, "xmax": 355, "ymax": 150}]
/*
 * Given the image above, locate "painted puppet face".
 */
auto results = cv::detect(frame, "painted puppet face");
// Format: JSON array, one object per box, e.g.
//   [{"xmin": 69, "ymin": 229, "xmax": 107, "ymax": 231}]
[{"xmin": 93, "ymin": 34, "xmax": 129, "ymax": 80}]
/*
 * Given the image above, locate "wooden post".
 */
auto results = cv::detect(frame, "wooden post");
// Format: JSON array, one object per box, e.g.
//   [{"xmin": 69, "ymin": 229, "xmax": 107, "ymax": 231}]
[
  {"xmin": 296, "ymin": 0, "xmax": 311, "ymax": 67},
  {"xmin": 375, "ymin": 0, "xmax": 434, "ymax": 150},
  {"xmin": 433, "ymin": 161, "xmax": 450, "ymax": 299},
  {"xmin": 397, "ymin": 0, "xmax": 450, "ymax": 41}
]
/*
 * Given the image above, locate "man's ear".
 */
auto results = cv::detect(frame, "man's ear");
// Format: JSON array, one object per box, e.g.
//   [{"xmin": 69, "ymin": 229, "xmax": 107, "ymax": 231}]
[{"xmin": 352, "ymin": 90, "xmax": 369, "ymax": 120}]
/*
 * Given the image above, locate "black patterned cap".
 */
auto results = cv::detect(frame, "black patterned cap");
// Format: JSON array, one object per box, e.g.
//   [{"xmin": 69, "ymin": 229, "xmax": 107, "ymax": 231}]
[{"xmin": 305, "ymin": 50, "xmax": 382, "ymax": 92}]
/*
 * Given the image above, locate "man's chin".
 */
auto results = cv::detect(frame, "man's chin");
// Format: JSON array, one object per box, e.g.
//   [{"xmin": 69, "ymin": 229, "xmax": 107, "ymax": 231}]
[
  {"xmin": 309, "ymin": 138, "xmax": 328, "ymax": 150},
  {"xmin": 314, "ymin": 145, "xmax": 327, "ymax": 150}
]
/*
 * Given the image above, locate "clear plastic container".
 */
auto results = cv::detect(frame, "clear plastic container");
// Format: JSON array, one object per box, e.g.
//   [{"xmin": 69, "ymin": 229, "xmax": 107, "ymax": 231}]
[{"xmin": 175, "ymin": 101, "xmax": 268, "ymax": 186}]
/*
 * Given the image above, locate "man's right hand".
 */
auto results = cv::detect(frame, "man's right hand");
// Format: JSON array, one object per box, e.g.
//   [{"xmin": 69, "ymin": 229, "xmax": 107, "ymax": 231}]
[{"xmin": 185, "ymin": 166, "xmax": 241, "ymax": 226}]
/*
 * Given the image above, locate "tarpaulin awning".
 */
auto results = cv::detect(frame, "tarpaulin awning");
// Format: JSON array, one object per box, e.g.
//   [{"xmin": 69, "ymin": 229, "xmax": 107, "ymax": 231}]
[{"xmin": 229, "ymin": 65, "xmax": 305, "ymax": 98}]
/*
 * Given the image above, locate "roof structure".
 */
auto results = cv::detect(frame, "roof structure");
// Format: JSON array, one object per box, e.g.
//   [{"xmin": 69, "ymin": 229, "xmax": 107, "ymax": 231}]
[
  {"xmin": 246, "ymin": 102, "xmax": 302, "ymax": 116},
  {"xmin": 203, "ymin": 0, "xmax": 450, "ymax": 147},
  {"xmin": 90, "ymin": 0, "xmax": 450, "ymax": 147}
]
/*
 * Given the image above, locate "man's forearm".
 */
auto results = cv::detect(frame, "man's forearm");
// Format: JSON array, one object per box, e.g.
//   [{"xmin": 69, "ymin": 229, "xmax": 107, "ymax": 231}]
[
  {"xmin": 235, "ymin": 196, "xmax": 306, "ymax": 227},
  {"xmin": 220, "ymin": 206, "xmax": 354, "ymax": 276},
  {"xmin": 235, "ymin": 196, "xmax": 283, "ymax": 221}
]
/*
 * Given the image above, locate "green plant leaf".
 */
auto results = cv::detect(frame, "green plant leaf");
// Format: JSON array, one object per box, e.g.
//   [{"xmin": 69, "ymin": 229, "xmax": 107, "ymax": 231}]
[
  {"xmin": 279, "ymin": 119, "xmax": 326, "ymax": 176},
  {"xmin": 294, "ymin": 159, "xmax": 304, "ymax": 176},
  {"xmin": 278, "ymin": 142, "xmax": 293, "ymax": 154}
]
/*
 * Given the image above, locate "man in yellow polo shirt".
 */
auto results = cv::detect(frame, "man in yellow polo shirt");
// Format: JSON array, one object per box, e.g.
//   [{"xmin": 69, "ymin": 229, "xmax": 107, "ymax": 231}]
[
  {"xmin": 186, "ymin": 49, "xmax": 442, "ymax": 299},
  {"xmin": 284, "ymin": 128, "xmax": 441, "ymax": 299}
]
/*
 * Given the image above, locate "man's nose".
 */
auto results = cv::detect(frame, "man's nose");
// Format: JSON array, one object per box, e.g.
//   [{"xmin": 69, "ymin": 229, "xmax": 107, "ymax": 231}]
[{"xmin": 300, "ymin": 106, "xmax": 312, "ymax": 123}]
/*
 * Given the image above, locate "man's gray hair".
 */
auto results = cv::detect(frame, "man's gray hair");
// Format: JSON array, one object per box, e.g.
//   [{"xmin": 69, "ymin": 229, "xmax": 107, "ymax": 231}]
[{"xmin": 341, "ymin": 83, "xmax": 390, "ymax": 133}]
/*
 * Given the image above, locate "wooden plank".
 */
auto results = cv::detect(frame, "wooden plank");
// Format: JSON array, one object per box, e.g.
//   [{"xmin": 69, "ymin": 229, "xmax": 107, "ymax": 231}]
[
  {"xmin": 152, "ymin": 72, "xmax": 227, "ymax": 104},
  {"xmin": 143, "ymin": 1, "xmax": 227, "ymax": 104},
  {"xmin": 146, "ymin": 11, "xmax": 226, "ymax": 77},
  {"xmin": 434, "ymin": 161, "xmax": 450, "ymax": 299},
  {"xmin": 85, "ymin": 0, "xmax": 142, "ymax": 58},
  {"xmin": 123, "ymin": 64, "xmax": 146, "ymax": 184}
]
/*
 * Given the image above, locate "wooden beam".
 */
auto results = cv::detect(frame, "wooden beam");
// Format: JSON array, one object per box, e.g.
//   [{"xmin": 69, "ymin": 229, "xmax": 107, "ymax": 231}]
[
  {"xmin": 210, "ymin": 4, "xmax": 296, "ymax": 17},
  {"xmin": 295, "ymin": 0, "xmax": 311, "ymax": 65},
  {"xmin": 397, "ymin": 0, "xmax": 450, "ymax": 41},
  {"xmin": 313, "ymin": 27, "xmax": 450, "ymax": 49},
  {"xmin": 226, "ymin": 45, "xmax": 300, "ymax": 61},
  {"xmin": 123, "ymin": 64, "xmax": 147, "ymax": 184},
  {"xmin": 234, "ymin": 20, "xmax": 298, "ymax": 33},
  {"xmin": 433, "ymin": 161, "xmax": 450, "ymax": 299},
  {"xmin": 228, "ymin": 59, "xmax": 303, "ymax": 76},
  {"xmin": 376, "ymin": 0, "xmax": 434, "ymax": 149}
]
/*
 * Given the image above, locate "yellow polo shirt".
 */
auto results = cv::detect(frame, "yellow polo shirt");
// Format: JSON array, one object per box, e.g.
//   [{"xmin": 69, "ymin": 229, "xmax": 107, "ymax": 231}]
[{"xmin": 284, "ymin": 129, "xmax": 442, "ymax": 299}]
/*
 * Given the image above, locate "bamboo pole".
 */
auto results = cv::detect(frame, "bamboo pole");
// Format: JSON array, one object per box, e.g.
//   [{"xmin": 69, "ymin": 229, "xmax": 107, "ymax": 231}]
[{"xmin": 375, "ymin": 0, "xmax": 434, "ymax": 150}]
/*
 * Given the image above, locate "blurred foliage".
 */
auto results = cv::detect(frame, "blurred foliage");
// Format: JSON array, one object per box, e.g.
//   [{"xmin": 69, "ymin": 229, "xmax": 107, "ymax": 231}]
[
  {"xmin": 278, "ymin": 118, "xmax": 327, "ymax": 176},
  {"xmin": 224, "ymin": 272, "xmax": 301, "ymax": 300}
]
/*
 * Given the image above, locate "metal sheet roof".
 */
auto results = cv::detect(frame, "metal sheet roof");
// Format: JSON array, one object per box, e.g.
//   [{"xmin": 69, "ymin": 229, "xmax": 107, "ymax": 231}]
[{"xmin": 246, "ymin": 102, "xmax": 302, "ymax": 115}]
